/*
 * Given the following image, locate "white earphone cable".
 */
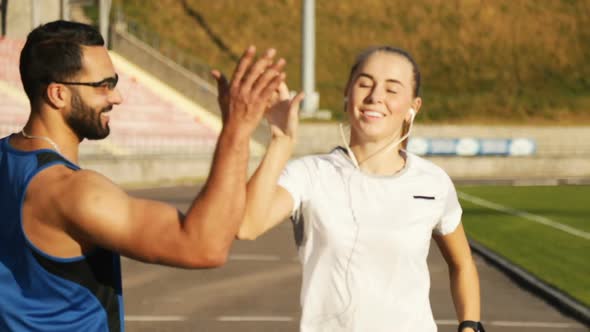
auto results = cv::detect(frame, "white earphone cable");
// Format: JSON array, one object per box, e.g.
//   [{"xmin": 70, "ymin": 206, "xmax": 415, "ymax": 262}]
[{"xmin": 339, "ymin": 109, "xmax": 415, "ymax": 169}]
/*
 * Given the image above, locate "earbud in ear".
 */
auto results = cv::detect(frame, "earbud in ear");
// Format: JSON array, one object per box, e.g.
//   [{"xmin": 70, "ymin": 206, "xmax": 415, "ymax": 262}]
[{"xmin": 406, "ymin": 108, "xmax": 416, "ymax": 121}]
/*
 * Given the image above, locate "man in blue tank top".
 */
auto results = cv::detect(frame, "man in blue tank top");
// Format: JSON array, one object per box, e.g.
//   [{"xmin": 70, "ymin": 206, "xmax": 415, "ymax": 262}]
[{"xmin": 0, "ymin": 20, "xmax": 287, "ymax": 331}]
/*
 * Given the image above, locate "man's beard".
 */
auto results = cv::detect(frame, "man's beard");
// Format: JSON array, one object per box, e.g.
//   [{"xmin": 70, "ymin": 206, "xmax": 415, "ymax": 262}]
[{"xmin": 66, "ymin": 90, "xmax": 111, "ymax": 140}]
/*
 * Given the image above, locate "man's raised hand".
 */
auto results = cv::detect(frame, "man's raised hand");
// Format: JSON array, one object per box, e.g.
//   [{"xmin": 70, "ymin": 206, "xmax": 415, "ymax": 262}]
[{"xmin": 211, "ymin": 46, "xmax": 286, "ymax": 134}]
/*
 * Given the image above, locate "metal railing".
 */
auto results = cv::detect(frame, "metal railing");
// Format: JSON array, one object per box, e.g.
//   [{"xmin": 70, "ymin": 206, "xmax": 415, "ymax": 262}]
[{"xmin": 114, "ymin": 10, "xmax": 215, "ymax": 87}]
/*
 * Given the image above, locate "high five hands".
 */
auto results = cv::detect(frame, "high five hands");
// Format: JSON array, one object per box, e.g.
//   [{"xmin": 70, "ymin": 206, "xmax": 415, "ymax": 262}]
[{"xmin": 211, "ymin": 46, "xmax": 304, "ymax": 140}]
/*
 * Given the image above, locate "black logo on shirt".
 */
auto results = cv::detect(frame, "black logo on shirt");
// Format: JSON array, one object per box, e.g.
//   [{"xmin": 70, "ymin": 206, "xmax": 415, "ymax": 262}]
[{"xmin": 413, "ymin": 195, "xmax": 435, "ymax": 200}]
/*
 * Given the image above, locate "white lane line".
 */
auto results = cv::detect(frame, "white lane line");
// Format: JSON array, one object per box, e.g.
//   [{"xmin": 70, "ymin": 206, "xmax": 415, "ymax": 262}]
[
  {"xmin": 229, "ymin": 254, "xmax": 281, "ymax": 261},
  {"xmin": 436, "ymin": 320, "xmax": 584, "ymax": 328},
  {"xmin": 126, "ymin": 315, "xmax": 584, "ymax": 329},
  {"xmin": 489, "ymin": 321, "xmax": 585, "ymax": 328},
  {"xmin": 458, "ymin": 191, "xmax": 590, "ymax": 240},
  {"xmin": 217, "ymin": 317, "xmax": 584, "ymax": 328},
  {"xmin": 218, "ymin": 316, "xmax": 294, "ymax": 322},
  {"xmin": 125, "ymin": 315, "xmax": 187, "ymax": 322}
]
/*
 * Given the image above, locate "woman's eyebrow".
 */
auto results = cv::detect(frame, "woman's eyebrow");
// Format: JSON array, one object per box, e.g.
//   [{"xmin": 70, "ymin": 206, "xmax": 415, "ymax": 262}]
[{"xmin": 358, "ymin": 73, "xmax": 404, "ymax": 86}]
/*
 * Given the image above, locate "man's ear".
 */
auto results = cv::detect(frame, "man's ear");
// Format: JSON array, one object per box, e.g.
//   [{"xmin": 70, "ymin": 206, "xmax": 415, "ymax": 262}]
[{"xmin": 44, "ymin": 83, "xmax": 70, "ymax": 110}]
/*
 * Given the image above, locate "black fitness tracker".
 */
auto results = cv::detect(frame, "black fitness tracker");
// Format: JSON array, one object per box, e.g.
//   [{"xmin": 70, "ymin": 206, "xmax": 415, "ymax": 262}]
[{"xmin": 458, "ymin": 320, "xmax": 485, "ymax": 332}]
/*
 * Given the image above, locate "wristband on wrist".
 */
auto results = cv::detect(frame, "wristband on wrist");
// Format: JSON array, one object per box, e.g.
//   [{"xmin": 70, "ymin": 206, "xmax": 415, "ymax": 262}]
[{"xmin": 458, "ymin": 320, "xmax": 485, "ymax": 332}]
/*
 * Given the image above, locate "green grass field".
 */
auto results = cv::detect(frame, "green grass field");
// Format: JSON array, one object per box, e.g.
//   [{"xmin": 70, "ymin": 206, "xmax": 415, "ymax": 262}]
[{"xmin": 458, "ymin": 185, "xmax": 590, "ymax": 307}]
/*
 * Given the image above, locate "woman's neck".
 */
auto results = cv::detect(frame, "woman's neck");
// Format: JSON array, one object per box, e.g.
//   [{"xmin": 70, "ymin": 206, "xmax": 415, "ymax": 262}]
[{"xmin": 350, "ymin": 142, "xmax": 407, "ymax": 175}]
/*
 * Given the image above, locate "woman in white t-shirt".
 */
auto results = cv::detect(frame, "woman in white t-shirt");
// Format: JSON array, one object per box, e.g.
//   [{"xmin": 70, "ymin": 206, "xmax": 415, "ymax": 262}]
[{"xmin": 237, "ymin": 46, "xmax": 484, "ymax": 332}]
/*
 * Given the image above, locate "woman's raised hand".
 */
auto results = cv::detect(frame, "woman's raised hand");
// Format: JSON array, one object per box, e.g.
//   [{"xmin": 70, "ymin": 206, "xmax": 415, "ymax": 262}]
[{"xmin": 265, "ymin": 82, "xmax": 304, "ymax": 142}]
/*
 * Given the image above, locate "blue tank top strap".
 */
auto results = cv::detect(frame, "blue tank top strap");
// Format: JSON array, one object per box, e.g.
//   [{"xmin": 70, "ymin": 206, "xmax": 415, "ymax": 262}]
[{"xmin": 35, "ymin": 150, "xmax": 80, "ymax": 170}]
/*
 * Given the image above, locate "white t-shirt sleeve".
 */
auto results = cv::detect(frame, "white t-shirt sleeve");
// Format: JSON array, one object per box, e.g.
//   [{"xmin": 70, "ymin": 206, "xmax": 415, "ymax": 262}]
[
  {"xmin": 434, "ymin": 175, "xmax": 463, "ymax": 235},
  {"xmin": 277, "ymin": 158, "xmax": 312, "ymax": 216}
]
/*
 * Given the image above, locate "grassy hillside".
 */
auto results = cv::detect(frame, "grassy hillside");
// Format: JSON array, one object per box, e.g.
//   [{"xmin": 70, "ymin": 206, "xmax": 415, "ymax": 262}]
[{"xmin": 112, "ymin": 0, "xmax": 590, "ymax": 123}]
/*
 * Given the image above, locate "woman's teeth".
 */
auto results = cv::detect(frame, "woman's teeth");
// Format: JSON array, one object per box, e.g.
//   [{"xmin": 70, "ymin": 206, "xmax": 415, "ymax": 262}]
[{"xmin": 363, "ymin": 111, "xmax": 384, "ymax": 118}]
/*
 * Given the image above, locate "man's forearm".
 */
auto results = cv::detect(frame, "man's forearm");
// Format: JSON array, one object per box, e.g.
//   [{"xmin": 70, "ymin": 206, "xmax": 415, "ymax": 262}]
[
  {"xmin": 184, "ymin": 125, "xmax": 251, "ymax": 252},
  {"xmin": 177, "ymin": 45, "xmax": 285, "ymax": 262}
]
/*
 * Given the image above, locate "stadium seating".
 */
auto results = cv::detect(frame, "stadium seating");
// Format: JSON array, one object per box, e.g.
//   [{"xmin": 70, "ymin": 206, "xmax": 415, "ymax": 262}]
[{"xmin": 0, "ymin": 37, "xmax": 28, "ymax": 139}]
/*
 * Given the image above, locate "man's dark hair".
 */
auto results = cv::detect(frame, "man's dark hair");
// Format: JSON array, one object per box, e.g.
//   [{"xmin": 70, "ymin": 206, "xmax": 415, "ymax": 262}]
[
  {"xmin": 19, "ymin": 20, "xmax": 104, "ymax": 104},
  {"xmin": 346, "ymin": 46, "xmax": 421, "ymax": 98},
  {"xmin": 1, "ymin": 0, "xmax": 8, "ymax": 37}
]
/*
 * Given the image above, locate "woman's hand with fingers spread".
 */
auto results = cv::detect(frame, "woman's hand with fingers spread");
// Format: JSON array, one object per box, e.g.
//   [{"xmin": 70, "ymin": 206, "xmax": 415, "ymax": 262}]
[{"xmin": 265, "ymin": 82, "xmax": 304, "ymax": 144}]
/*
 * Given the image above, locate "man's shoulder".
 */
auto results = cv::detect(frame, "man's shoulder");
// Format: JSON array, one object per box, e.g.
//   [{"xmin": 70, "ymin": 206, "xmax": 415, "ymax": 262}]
[
  {"xmin": 34, "ymin": 166, "xmax": 129, "ymax": 236},
  {"xmin": 63, "ymin": 169, "xmax": 120, "ymax": 200},
  {"xmin": 32, "ymin": 166, "xmax": 118, "ymax": 202}
]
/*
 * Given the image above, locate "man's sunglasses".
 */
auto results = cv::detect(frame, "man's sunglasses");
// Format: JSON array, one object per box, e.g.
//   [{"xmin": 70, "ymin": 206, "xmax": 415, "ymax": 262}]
[{"xmin": 53, "ymin": 74, "xmax": 119, "ymax": 90}]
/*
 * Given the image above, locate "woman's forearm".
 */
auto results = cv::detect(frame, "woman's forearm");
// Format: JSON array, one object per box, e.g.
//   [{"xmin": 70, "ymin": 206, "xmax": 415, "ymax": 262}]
[
  {"xmin": 449, "ymin": 260, "xmax": 481, "ymax": 322},
  {"xmin": 238, "ymin": 136, "xmax": 294, "ymax": 239}
]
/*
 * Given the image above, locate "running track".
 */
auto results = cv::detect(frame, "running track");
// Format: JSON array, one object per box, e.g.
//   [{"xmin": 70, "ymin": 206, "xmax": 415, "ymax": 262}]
[{"xmin": 122, "ymin": 185, "xmax": 586, "ymax": 331}]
